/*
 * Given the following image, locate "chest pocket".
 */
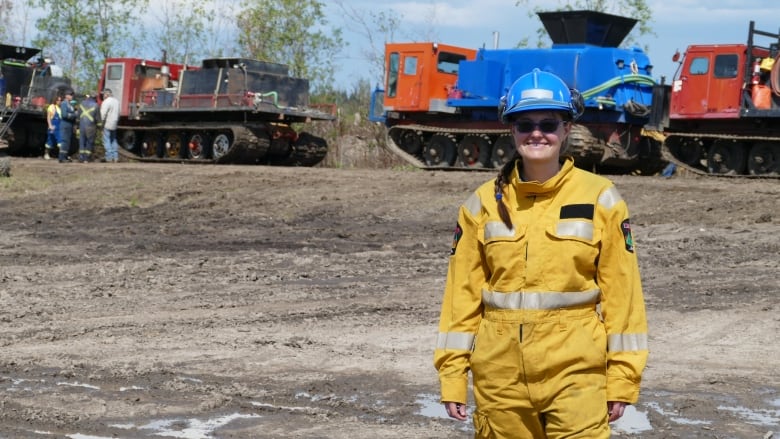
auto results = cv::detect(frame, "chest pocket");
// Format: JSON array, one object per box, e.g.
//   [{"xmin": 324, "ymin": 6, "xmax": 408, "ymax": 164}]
[
  {"xmin": 481, "ymin": 222, "xmax": 527, "ymax": 287},
  {"xmin": 545, "ymin": 221, "xmax": 601, "ymax": 283}
]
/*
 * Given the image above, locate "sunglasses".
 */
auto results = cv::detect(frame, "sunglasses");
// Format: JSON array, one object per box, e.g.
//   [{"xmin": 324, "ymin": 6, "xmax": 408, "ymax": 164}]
[{"xmin": 513, "ymin": 119, "xmax": 563, "ymax": 134}]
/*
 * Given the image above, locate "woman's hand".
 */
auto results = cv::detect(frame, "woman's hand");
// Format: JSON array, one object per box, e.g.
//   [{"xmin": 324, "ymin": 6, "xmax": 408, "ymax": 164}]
[
  {"xmin": 443, "ymin": 401, "xmax": 469, "ymax": 421},
  {"xmin": 607, "ymin": 401, "xmax": 627, "ymax": 422}
]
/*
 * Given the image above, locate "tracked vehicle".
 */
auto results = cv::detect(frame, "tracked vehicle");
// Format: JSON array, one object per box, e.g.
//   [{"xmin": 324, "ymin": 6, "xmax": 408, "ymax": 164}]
[
  {"xmin": 0, "ymin": 44, "xmax": 74, "ymax": 156},
  {"xmin": 369, "ymin": 10, "xmax": 663, "ymax": 174},
  {"xmin": 656, "ymin": 21, "xmax": 780, "ymax": 176},
  {"xmin": 101, "ymin": 55, "xmax": 335, "ymax": 165}
]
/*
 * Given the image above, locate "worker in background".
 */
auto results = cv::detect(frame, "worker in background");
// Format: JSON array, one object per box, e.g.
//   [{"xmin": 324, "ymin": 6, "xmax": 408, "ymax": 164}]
[
  {"xmin": 43, "ymin": 94, "xmax": 62, "ymax": 160},
  {"xmin": 434, "ymin": 69, "xmax": 649, "ymax": 438},
  {"xmin": 99, "ymin": 88, "xmax": 120, "ymax": 163},
  {"xmin": 58, "ymin": 89, "xmax": 78, "ymax": 163},
  {"xmin": 78, "ymin": 94, "xmax": 100, "ymax": 163}
]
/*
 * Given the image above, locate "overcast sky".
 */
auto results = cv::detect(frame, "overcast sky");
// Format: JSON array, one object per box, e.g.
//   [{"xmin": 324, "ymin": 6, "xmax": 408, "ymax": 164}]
[{"xmin": 325, "ymin": 0, "xmax": 780, "ymax": 88}]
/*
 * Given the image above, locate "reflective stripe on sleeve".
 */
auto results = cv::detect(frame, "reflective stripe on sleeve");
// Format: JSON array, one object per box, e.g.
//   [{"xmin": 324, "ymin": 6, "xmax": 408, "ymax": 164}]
[
  {"xmin": 482, "ymin": 289, "xmax": 601, "ymax": 310},
  {"xmin": 436, "ymin": 331, "xmax": 475, "ymax": 351},
  {"xmin": 484, "ymin": 221, "xmax": 515, "ymax": 239},
  {"xmin": 464, "ymin": 193, "xmax": 481, "ymax": 217},
  {"xmin": 598, "ymin": 186, "xmax": 623, "ymax": 210},
  {"xmin": 556, "ymin": 220, "xmax": 594, "ymax": 240},
  {"xmin": 608, "ymin": 333, "xmax": 648, "ymax": 352}
]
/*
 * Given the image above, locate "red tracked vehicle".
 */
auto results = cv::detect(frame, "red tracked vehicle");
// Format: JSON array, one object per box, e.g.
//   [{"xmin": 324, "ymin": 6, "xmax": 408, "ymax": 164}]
[
  {"xmin": 656, "ymin": 21, "xmax": 780, "ymax": 176},
  {"xmin": 97, "ymin": 54, "xmax": 335, "ymax": 166}
]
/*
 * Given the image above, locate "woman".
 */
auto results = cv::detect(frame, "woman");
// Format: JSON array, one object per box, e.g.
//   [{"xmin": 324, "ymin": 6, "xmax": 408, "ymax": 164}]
[
  {"xmin": 44, "ymin": 94, "xmax": 62, "ymax": 160},
  {"xmin": 434, "ymin": 69, "xmax": 648, "ymax": 438}
]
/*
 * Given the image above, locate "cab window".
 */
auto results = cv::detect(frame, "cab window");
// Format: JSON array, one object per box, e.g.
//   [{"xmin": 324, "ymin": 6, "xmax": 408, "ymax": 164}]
[
  {"xmin": 403, "ymin": 56, "xmax": 418, "ymax": 75},
  {"xmin": 689, "ymin": 57, "xmax": 709, "ymax": 75},
  {"xmin": 437, "ymin": 52, "xmax": 466, "ymax": 74},
  {"xmin": 714, "ymin": 54, "xmax": 738, "ymax": 78},
  {"xmin": 387, "ymin": 52, "xmax": 399, "ymax": 98},
  {"xmin": 107, "ymin": 64, "xmax": 123, "ymax": 80}
]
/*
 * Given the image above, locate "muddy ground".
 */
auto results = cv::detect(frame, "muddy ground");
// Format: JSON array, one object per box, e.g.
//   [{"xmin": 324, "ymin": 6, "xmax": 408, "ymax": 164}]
[{"xmin": 0, "ymin": 156, "xmax": 778, "ymax": 438}]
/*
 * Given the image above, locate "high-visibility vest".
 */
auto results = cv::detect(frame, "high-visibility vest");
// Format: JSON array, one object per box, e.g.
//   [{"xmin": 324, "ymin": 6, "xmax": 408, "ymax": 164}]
[{"xmin": 80, "ymin": 104, "xmax": 96, "ymax": 122}]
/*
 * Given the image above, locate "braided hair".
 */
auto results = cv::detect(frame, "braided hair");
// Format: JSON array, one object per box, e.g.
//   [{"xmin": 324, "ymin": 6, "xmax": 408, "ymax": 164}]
[{"xmin": 494, "ymin": 155, "xmax": 519, "ymax": 230}]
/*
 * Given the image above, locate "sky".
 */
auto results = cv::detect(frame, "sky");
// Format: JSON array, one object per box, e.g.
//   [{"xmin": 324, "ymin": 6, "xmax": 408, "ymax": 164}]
[
  {"xmin": 324, "ymin": 0, "xmax": 780, "ymax": 90},
  {"xmin": 5, "ymin": 0, "xmax": 778, "ymax": 92}
]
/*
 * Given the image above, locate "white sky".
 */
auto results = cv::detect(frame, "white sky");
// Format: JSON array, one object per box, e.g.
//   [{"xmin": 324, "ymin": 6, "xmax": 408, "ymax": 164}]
[{"xmin": 325, "ymin": 0, "xmax": 780, "ymax": 88}]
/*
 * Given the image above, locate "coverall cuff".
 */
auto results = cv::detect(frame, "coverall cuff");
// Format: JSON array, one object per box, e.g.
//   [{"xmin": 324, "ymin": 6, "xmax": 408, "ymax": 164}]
[
  {"xmin": 439, "ymin": 376, "xmax": 468, "ymax": 404},
  {"xmin": 607, "ymin": 376, "xmax": 640, "ymax": 404}
]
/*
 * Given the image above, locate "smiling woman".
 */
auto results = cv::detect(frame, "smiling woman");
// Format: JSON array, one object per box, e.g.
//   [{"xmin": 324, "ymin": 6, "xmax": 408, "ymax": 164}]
[{"xmin": 435, "ymin": 68, "xmax": 649, "ymax": 438}]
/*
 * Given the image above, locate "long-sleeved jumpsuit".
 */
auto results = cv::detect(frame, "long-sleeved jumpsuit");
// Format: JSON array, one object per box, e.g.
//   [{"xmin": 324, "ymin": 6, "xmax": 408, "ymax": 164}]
[
  {"xmin": 78, "ymin": 98, "xmax": 99, "ymax": 162},
  {"xmin": 434, "ymin": 157, "xmax": 648, "ymax": 438},
  {"xmin": 44, "ymin": 102, "xmax": 61, "ymax": 157},
  {"xmin": 59, "ymin": 99, "xmax": 78, "ymax": 162}
]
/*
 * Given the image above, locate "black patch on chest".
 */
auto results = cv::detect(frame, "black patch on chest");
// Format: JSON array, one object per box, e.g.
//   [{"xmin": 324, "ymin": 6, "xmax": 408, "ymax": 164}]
[{"xmin": 560, "ymin": 204, "xmax": 594, "ymax": 220}]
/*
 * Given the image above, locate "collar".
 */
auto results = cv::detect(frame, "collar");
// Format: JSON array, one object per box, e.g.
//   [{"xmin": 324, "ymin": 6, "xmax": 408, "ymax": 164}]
[{"xmin": 511, "ymin": 156, "xmax": 575, "ymax": 195}]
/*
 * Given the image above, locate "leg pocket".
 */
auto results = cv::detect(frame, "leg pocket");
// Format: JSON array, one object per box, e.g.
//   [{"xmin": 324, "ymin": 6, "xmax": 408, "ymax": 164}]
[{"xmin": 473, "ymin": 410, "xmax": 496, "ymax": 439}]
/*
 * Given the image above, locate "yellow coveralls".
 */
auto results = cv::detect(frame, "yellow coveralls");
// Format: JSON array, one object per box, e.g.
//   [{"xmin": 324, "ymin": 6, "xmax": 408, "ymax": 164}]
[{"xmin": 434, "ymin": 157, "xmax": 648, "ymax": 438}]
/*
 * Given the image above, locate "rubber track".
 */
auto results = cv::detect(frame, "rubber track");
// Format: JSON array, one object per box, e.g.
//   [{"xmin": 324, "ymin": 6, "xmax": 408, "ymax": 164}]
[
  {"xmin": 387, "ymin": 125, "xmax": 509, "ymax": 172},
  {"xmin": 117, "ymin": 124, "xmax": 326, "ymax": 166},
  {"xmin": 659, "ymin": 130, "xmax": 780, "ymax": 179}
]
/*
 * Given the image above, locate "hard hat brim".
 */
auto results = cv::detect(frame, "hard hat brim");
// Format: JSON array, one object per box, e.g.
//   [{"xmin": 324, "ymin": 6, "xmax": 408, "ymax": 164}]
[{"xmin": 502, "ymin": 100, "xmax": 573, "ymax": 121}]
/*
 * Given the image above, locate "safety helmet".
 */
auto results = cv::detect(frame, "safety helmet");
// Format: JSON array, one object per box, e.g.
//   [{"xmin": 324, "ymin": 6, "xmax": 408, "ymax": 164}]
[{"xmin": 500, "ymin": 68, "xmax": 581, "ymax": 123}]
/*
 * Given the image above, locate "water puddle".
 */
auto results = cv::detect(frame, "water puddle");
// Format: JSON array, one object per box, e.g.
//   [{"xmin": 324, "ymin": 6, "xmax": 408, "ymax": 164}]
[
  {"xmin": 717, "ymin": 404, "xmax": 780, "ymax": 426},
  {"xmin": 112, "ymin": 413, "xmax": 261, "ymax": 438},
  {"xmin": 415, "ymin": 393, "xmax": 447, "ymax": 418},
  {"xmin": 611, "ymin": 405, "xmax": 653, "ymax": 434}
]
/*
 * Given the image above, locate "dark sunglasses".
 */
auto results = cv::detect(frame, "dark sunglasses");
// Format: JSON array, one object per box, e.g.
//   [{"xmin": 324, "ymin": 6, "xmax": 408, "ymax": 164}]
[{"xmin": 513, "ymin": 119, "xmax": 563, "ymax": 134}]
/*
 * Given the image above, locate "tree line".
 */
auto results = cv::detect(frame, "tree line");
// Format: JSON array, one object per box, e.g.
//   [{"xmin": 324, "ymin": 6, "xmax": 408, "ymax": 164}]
[{"xmin": 1, "ymin": 0, "xmax": 652, "ymax": 119}]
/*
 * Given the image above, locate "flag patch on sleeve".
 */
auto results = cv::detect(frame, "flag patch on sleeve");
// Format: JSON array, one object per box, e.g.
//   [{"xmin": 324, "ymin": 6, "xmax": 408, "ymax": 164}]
[
  {"xmin": 621, "ymin": 219, "xmax": 634, "ymax": 253},
  {"xmin": 451, "ymin": 223, "xmax": 463, "ymax": 255}
]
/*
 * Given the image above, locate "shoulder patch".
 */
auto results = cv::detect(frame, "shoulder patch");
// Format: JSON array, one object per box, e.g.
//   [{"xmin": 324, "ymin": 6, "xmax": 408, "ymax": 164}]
[
  {"xmin": 621, "ymin": 219, "xmax": 634, "ymax": 253},
  {"xmin": 450, "ymin": 223, "xmax": 463, "ymax": 255}
]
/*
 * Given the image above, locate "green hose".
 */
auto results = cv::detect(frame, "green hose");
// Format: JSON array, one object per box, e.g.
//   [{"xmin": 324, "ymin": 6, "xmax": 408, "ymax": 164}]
[{"xmin": 580, "ymin": 75, "xmax": 655, "ymax": 100}]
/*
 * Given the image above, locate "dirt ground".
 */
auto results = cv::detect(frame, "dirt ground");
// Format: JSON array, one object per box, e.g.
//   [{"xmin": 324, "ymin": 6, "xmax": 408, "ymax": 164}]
[{"xmin": 0, "ymin": 155, "xmax": 778, "ymax": 438}]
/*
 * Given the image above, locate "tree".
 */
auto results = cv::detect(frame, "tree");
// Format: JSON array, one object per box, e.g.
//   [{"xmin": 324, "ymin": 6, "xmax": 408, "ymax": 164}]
[
  {"xmin": 515, "ymin": 0, "xmax": 654, "ymax": 48},
  {"xmin": 0, "ymin": 0, "xmax": 12, "ymax": 42},
  {"xmin": 333, "ymin": 0, "xmax": 447, "ymax": 89},
  {"xmin": 235, "ymin": 0, "xmax": 344, "ymax": 92},
  {"xmin": 332, "ymin": 2, "xmax": 400, "ymax": 88},
  {"xmin": 28, "ymin": 0, "xmax": 148, "ymax": 92},
  {"xmin": 148, "ymin": 0, "xmax": 239, "ymax": 65}
]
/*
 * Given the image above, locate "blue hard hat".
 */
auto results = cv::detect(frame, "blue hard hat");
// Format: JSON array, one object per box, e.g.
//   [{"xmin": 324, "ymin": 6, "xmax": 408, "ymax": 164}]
[{"xmin": 500, "ymin": 68, "xmax": 580, "ymax": 123}]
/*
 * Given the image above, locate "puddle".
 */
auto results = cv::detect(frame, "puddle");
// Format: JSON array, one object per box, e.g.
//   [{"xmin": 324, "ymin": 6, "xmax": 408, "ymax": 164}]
[
  {"xmin": 57, "ymin": 381, "xmax": 101, "ymax": 390},
  {"xmin": 718, "ymin": 405, "xmax": 780, "ymax": 426},
  {"xmin": 611, "ymin": 405, "xmax": 653, "ymax": 434},
  {"xmin": 415, "ymin": 393, "xmax": 448, "ymax": 418},
  {"xmin": 68, "ymin": 435, "xmax": 115, "ymax": 439},
  {"xmin": 416, "ymin": 393, "xmax": 656, "ymax": 434},
  {"xmin": 119, "ymin": 385, "xmax": 146, "ymax": 391},
  {"xmin": 112, "ymin": 413, "xmax": 261, "ymax": 438},
  {"xmin": 31, "ymin": 433, "xmax": 114, "ymax": 439},
  {"xmin": 643, "ymin": 400, "xmax": 711, "ymax": 427}
]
